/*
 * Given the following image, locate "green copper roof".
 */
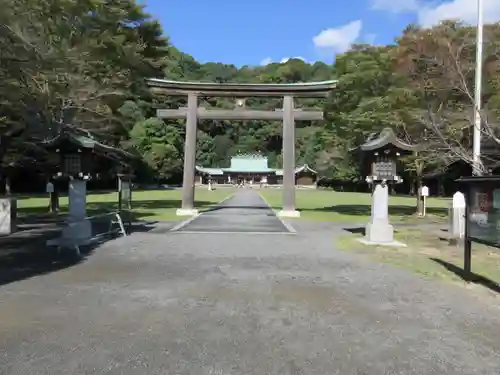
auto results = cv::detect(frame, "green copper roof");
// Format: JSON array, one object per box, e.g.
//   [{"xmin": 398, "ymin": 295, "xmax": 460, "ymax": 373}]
[
  {"xmin": 227, "ymin": 153, "xmax": 270, "ymax": 172},
  {"xmin": 196, "ymin": 153, "xmax": 318, "ymax": 175}
]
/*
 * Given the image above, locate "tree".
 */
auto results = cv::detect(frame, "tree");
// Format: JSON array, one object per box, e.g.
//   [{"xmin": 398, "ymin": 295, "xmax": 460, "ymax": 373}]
[
  {"xmin": 394, "ymin": 21, "xmax": 500, "ymax": 174},
  {"xmin": 129, "ymin": 118, "xmax": 183, "ymax": 180},
  {"xmin": 5, "ymin": 0, "xmax": 499, "ymax": 194}
]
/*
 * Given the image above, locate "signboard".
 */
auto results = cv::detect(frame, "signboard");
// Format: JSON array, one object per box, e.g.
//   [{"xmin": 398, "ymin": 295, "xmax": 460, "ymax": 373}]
[
  {"xmin": 46, "ymin": 182, "xmax": 54, "ymax": 193},
  {"xmin": 372, "ymin": 159, "xmax": 395, "ymax": 179},
  {"xmin": 467, "ymin": 186, "xmax": 500, "ymax": 246},
  {"xmin": 64, "ymin": 154, "xmax": 82, "ymax": 174},
  {"xmin": 421, "ymin": 186, "xmax": 429, "ymax": 197}
]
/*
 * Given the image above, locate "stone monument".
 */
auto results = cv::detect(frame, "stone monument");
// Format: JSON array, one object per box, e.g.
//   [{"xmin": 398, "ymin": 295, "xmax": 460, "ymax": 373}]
[
  {"xmin": 356, "ymin": 128, "xmax": 419, "ymax": 247},
  {"xmin": 0, "ymin": 197, "xmax": 16, "ymax": 235},
  {"xmin": 450, "ymin": 191, "xmax": 466, "ymax": 240}
]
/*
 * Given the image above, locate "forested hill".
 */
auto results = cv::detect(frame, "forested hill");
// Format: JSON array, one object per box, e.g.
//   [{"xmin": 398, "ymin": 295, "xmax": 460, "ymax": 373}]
[{"xmin": 1, "ymin": 0, "xmax": 500, "ymax": 189}]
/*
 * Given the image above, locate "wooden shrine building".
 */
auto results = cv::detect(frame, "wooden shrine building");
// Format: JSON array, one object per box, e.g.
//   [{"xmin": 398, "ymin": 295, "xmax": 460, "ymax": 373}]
[{"xmin": 195, "ymin": 153, "xmax": 317, "ymax": 187}]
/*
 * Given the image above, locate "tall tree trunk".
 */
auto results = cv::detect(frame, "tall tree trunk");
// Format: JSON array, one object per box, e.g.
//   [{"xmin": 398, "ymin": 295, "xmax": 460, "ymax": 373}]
[
  {"xmin": 409, "ymin": 177, "xmax": 415, "ymax": 195},
  {"xmin": 438, "ymin": 176, "xmax": 444, "ymax": 196},
  {"xmin": 4, "ymin": 175, "xmax": 11, "ymax": 196},
  {"xmin": 416, "ymin": 177, "xmax": 423, "ymax": 215}
]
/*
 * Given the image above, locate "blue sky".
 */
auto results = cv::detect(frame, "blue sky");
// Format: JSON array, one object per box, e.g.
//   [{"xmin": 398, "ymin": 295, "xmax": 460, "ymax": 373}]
[{"xmin": 142, "ymin": 0, "xmax": 497, "ymax": 66}]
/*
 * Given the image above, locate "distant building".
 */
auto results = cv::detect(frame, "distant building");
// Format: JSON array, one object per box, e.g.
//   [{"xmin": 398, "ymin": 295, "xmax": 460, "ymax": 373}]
[{"xmin": 195, "ymin": 153, "xmax": 317, "ymax": 187}]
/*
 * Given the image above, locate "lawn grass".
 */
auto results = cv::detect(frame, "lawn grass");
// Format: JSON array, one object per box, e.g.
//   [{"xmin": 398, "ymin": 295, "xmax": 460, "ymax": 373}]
[
  {"xmin": 260, "ymin": 189, "xmax": 450, "ymax": 224},
  {"xmin": 16, "ymin": 187, "xmax": 234, "ymax": 222},
  {"xmin": 337, "ymin": 229, "xmax": 500, "ymax": 294}
]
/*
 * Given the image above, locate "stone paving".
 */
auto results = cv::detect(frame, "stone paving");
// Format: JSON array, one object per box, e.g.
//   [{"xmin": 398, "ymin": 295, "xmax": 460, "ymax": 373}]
[
  {"xmin": 174, "ymin": 189, "xmax": 291, "ymax": 233},
  {"xmin": 1, "ymin": 191, "xmax": 500, "ymax": 374}
]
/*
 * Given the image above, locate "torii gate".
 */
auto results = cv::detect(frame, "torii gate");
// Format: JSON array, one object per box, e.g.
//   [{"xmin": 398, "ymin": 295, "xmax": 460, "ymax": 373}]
[{"xmin": 146, "ymin": 79, "xmax": 337, "ymax": 217}]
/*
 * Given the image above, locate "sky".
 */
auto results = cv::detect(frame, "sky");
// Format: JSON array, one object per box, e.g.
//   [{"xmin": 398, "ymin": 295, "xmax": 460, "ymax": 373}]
[{"xmin": 142, "ymin": 0, "xmax": 500, "ymax": 67}]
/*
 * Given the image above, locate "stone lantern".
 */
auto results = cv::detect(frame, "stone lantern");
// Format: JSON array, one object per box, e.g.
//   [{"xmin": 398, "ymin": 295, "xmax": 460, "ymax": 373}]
[
  {"xmin": 43, "ymin": 130, "xmax": 134, "ymax": 252},
  {"xmin": 44, "ymin": 132, "xmax": 95, "ymax": 245},
  {"xmin": 358, "ymin": 128, "xmax": 418, "ymax": 246}
]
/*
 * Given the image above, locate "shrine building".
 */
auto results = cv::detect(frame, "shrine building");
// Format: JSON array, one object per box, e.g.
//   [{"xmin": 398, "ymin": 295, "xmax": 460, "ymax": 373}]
[{"xmin": 195, "ymin": 153, "xmax": 317, "ymax": 187}]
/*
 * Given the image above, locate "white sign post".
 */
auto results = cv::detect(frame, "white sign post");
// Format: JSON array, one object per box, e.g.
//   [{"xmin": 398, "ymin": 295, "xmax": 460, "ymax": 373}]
[
  {"xmin": 451, "ymin": 191, "xmax": 466, "ymax": 240},
  {"xmin": 46, "ymin": 181, "xmax": 54, "ymax": 194},
  {"xmin": 421, "ymin": 185, "xmax": 429, "ymax": 216}
]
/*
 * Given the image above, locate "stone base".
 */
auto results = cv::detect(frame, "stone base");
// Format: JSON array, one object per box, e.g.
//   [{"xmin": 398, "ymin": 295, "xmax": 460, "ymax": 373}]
[
  {"xmin": 176, "ymin": 208, "xmax": 199, "ymax": 216},
  {"xmin": 365, "ymin": 220, "xmax": 394, "ymax": 243},
  {"xmin": 357, "ymin": 238, "xmax": 407, "ymax": 247},
  {"xmin": 62, "ymin": 219, "xmax": 92, "ymax": 243},
  {"xmin": 278, "ymin": 210, "xmax": 301, "ymax": 218},
  {"xmin": 47, "ymin": 219, "xmax": 92, "ymax": 255}
]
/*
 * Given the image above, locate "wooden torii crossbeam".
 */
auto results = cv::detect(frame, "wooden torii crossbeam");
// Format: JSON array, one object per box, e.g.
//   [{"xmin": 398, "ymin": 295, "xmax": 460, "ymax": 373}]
[
  {"xmin": 147, "ymin": 78, "xmax": 337, "ymax": 217},
  {"xmin": 157, "ymin": 107, "xmax": 324, "ymax": 121}
]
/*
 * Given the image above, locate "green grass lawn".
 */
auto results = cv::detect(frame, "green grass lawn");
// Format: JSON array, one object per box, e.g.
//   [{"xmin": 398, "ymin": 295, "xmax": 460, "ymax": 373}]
[
  {"xmin": 16, "ymin": 187, "xmax": 234, "ymax": 222},
  {"xmin": 337, "ymin": 229, "xmax": 500, "ymax": 295},
  {"xmin": 17, "ymin": 187, "xmax": 449, "ymax": 224},
  {"xmin": 260, "ymin": 189, "xmax": 450, "ymax": 224}
]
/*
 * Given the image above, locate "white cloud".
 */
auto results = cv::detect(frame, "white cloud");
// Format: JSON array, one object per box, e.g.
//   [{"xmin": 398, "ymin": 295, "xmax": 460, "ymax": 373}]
[
  {"xmin": 260, "ymin": 56, "xmax": 307, "ymax": 65},
  {"xmin": 312, "ymin": 20, "xmax": 362, "ymax": 53},
  {"xmin": 372, "ymin": 0, "xmax": 500, "ymax": 27},
  {"xmin": 280, "ymin": 56, "xmax": 307, "ymax": 63},
  {"xmin": 260, "ymin": 57, "xmax": 272, "ymax": 65},
  {"xmin": 371, "ymin": 0, "xmax": 418, "ymax": 13},
  {"xmin": 418, "ymin": 0, "xmax": 500, "ymax": 27}
]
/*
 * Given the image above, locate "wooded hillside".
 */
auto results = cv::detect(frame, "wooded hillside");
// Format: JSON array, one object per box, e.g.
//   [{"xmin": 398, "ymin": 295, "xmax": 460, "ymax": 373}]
[{"xmin": 1, "ymin": 0, "xmax": 499, "ymax": 193}]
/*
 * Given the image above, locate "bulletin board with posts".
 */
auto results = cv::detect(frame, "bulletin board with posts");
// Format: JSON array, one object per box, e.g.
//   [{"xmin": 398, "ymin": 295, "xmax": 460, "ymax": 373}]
[{"xmin": 456, "ymin": 175, "xmax": 500, "ymax": 279}]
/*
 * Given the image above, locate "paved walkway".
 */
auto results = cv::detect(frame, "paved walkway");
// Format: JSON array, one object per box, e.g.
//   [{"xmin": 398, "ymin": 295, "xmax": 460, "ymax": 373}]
[
  {"xmin": 2, "ymin": 218, "xmax": 500, "ymax": 374},
  {"xmin": 174, "ymin": 189, "xmax": 292, "ymax": 233}
]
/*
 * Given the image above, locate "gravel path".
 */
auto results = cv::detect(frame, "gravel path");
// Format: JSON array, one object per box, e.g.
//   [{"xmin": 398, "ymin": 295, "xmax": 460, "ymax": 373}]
[
  {"xmin": 175, "ymin": 189, "xmax": 290, "ymax": 233},
  {"xmin": 1, "ymin": 199, "xmax": 500, "ymax": 374}
]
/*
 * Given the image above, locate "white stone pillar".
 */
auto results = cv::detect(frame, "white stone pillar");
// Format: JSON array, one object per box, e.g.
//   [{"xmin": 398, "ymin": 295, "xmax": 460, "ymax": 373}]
[
  {"xmin": 362, "ymin": 183, "xmax": 401, "ymax": 245},
  {"xmin": 450, "ymin": 191, "xmax": 466, "ymax": 239},
  {"xmin": 0, "ymin": 198, "xmax": 17, "ymax": 235}
]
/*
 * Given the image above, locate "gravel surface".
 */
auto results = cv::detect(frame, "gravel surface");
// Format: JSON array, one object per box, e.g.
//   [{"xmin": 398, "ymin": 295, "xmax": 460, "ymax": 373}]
[{"xmin": 1, "ymin": 190, "xmax": 500, "ymax": 374}]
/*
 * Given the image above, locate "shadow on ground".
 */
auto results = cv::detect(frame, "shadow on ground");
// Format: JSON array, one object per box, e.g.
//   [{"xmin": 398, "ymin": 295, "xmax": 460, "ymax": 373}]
[
  {"xmin": 0, "ymin": 215, "xmax": 158, "ymax": 287},
  {"xmin": 431, "ymin": 258, "xmax": 500, "ymax": 294},
  {"xmin": 0, "ymin": 228, "xmax": 84, "ymax": 286},
  {"xmin": 203, "ymin": 205, "xmax": 270, "ymax": 213},
  {"xmin": 17, "ymin": 199, "xmax": 216, "ymax": 217},
  {"xmin": 264, "ymin": 203, "xmax": 448, "ymax": 220},
  {"xmin": 306, "ymin": 204, "xmax": 448, "ymax": 217},
  {"xmin": 344, "ymin": 227, "xmax": 366, "ymax": 235}
]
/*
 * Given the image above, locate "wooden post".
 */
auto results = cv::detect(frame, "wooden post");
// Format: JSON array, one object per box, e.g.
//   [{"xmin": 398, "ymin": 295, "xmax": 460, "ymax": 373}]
[
  {"xmin": 279, "ymin": 95, "xmax": 299, "ymax": 217},
  {"xmin": 178, "ymin": 93, "xmax": 198, "ymax": 216}
]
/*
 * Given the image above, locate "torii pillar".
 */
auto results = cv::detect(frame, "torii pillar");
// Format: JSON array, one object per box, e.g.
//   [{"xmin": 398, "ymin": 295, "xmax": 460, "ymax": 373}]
[
  {"xmin": 177, "ymin": 93, "xmax": 199, "ymax": 216},
  {"xmin": 279, "ymin": 95, "xmax": 299, "ymax": 217}
]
